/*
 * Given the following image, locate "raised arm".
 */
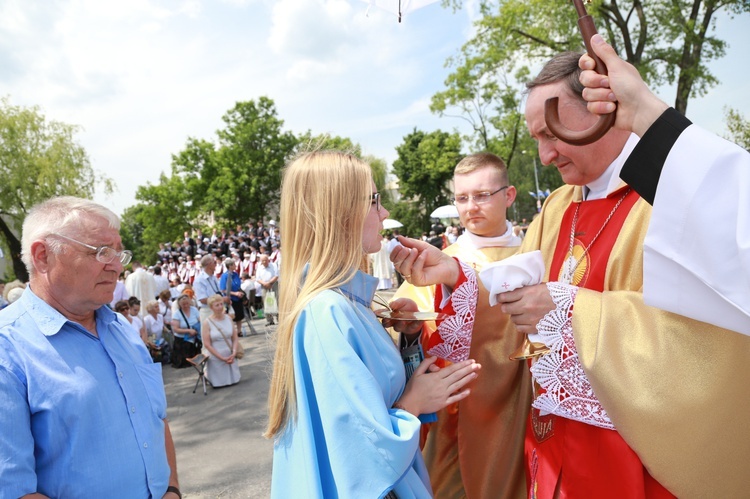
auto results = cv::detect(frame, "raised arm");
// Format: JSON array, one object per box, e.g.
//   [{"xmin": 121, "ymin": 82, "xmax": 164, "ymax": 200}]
[{"xmin": 578, "ymin": 34, "xmax": 668, "ymax": 137}]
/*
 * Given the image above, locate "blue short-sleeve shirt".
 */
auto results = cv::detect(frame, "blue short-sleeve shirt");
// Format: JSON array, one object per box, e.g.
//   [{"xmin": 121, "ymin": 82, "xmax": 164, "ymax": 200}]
[{"xmin": 0, "ymin": 287, "xmax": 171, "ymax": 498}]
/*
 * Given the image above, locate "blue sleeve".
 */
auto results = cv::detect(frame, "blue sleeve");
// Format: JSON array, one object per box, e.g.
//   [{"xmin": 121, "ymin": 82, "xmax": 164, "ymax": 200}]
[
  {"xmin": 284, "ymin": 296, "xmax": 422, "ymax": 496},
  {"xmin": 0, "ymin": 355, "xmax": 36, "ymax": 498},
  {"xmin": 219, "ymin": 273, "xmax": 228, "ymax": 291}
]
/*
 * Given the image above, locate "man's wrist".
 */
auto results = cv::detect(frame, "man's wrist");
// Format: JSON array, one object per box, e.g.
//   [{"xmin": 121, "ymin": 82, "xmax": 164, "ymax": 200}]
[
  {"xmin": 633, "ymin": 96, "xmax": 669, "ymax": 137},
  {"xmin": 166, "ymin": 485, "xmax": 181, "ymax": 498}
]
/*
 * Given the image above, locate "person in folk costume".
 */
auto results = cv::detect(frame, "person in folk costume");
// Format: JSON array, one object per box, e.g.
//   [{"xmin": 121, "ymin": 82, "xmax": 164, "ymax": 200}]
[
  {"xmin": 186, "ymin": 256, "xmax": 198, "ymax": 285},
  {"xmin": 177, "ymin": 257, "xmax": 187, "ymax": 283},
  {"xmin": 269, "ymin": 242, "xmax": 281, "ymax": 267},
  {"xmin": 239, "ymin": 251, "xmax": 254, "ymax": 278}
]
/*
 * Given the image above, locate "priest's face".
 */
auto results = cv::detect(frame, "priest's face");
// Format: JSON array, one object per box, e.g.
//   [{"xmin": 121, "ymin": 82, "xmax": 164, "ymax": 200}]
[
  {"xmin": 525, "ymin": 81, "xmax": 626, "ymax": 186},
  {"xmin": 453, "ymin": 166, "xmax": 516, "ymax": 238}
]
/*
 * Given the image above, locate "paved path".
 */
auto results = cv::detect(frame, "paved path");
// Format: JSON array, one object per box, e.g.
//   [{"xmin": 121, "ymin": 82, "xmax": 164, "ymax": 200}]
[
  {"xmin": 164, "ymin": 289, "xmax": 398, "ymax": 497},
  {"xmin": 163, "ymin": 318, "xmax": 276, "ymax": 498}
]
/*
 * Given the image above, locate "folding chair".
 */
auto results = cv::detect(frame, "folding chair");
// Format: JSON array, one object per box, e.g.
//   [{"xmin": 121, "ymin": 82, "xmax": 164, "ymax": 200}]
[
  {"xmin": 187, "ymin": 354, "xmax": 211, "ymax": 395},
  {"xmin": 243, "ymin": 309, "xmax": 259, "ymax": 336}
]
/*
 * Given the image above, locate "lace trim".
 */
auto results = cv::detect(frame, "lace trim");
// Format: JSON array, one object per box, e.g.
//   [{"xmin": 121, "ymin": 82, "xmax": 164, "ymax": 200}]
[
  {"xmin": 427, "ymin": 260, "xmax": 476, "ymax": 363},
  {"xmin": 530, "ymin": 282, "xmax": 614, "ymax": 430}
]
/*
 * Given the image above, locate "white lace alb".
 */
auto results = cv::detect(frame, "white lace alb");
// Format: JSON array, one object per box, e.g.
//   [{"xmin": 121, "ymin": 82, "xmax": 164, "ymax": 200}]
[
  {"xmin": 427, "ymin": 261, "xmax": 477, "ymax": 363},
  {"xmin": 530, "ymin": 282, "xmax": 614, "ymax": 430}
]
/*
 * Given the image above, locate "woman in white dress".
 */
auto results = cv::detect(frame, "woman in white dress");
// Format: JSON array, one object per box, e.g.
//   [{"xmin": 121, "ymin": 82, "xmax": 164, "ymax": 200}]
[{"xmin": 202, "ymin": 294, "xmax": 241, "ymax": 387}]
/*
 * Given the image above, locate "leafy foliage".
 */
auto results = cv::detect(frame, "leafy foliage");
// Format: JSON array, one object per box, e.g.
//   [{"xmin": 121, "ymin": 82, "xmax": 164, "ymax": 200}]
[
  {"xmin": 0, "ymin": 97, "xmax": 112, "ymax": 281},
  {"xmin": 724, "ymin": 107, "xmax": 750, "ymax": 151},
  {"xmin": 436, "ymin": 0, "xmax": 749, "ymax": 167},
  {"xmin": 214, "ymin": 98, "xmax": 298, "ymax": 224},
  {"xmin": 391, "ymin": 129, "xmax": 463, "ymax": 234},
  {"xmin": 124, "ymin": 98, "xmax": 299, "ymax": 260}
]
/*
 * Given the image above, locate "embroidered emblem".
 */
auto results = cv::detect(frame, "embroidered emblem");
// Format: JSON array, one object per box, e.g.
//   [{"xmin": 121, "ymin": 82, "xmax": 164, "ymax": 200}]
[{"xmin": 531, "ymin": 407, "xmax": 555, "ymax": 442}]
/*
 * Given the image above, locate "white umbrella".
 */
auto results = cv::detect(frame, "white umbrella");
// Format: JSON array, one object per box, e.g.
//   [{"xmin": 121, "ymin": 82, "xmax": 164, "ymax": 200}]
[
  {"xmin": 382, "ymin": 219, "xmax": 403, "ymax": 229},
  {"xmin": 430, "ymin": 204, "xmax": 460, "ymax": 219},
  {"xmin": 361, "ymin": 0, "xmax": 439, "ymax": 22}
]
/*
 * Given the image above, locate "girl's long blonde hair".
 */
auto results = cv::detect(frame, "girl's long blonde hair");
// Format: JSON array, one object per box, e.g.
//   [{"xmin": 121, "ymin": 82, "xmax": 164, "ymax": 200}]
[{"xmin": 264, "ymin": 151, "xmax": 372, "ymax": 439}]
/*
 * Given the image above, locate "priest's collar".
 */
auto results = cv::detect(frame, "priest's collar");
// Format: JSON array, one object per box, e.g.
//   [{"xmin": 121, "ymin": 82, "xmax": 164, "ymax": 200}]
[
  {"xmin": 582, "ymin": 133, "xmax": 639, "ymax": 201},
  {"xmin": 456, "ymin": 220, "xmax": 523, "ymax": 250}
]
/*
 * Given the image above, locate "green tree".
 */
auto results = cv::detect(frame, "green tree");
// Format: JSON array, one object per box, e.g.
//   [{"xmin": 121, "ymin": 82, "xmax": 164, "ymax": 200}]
[
  {"xmin": 213, "ymin": 98, "xmax": 298, "ymax": 224},
  {"xmin": 724, "ymin": 107, "xmax": 750, "ymax": 151},
  {"xmin": 122, "ymin": 173, "xmax": 196, "ymax": 263},
  {"xmin": 0, "ymin": 97, "xmax": 113, "ymax": 281},
  {"xmin": 444, "ymin": 0, "xmax": 748, "ymax": 115},
  {"xmin": 125, "ymin": 97, "xmax": 300, "ymax": 258},
  {"xmin": 391, "ymin": 129, "xmax": 463, "ymax": 233},
  {"xmin": 295, "ymin": 131, "xmax": 363, "ymax": 158}
]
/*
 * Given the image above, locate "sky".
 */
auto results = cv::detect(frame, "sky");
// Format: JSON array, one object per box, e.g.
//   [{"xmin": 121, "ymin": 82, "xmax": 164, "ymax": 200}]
[{"xmin": 1, "ymin": 0, "xmax": 748, "ymax": 216}]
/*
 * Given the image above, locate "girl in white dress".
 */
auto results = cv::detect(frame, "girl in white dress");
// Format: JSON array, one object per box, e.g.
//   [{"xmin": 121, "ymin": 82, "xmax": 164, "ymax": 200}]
[{"xmin": 202, "ymin": 295, "xmax": 241, "ymax": 387}]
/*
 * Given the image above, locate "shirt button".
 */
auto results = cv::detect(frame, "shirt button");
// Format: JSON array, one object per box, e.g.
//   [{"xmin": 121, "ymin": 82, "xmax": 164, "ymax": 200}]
[
  {"xmin": 131, "ymin": 406, "xmax": 136, "ymax": 413},
  {"xmin": 143, "ymin": 442, "xmax": 149, "ymax": 448},
  {"xmin": 119, "ymin": 372, "xmax": 124, "ymax": 378}
]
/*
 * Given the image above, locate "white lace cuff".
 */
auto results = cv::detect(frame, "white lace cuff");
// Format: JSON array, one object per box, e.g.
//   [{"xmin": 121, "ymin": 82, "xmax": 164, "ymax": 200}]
[
  {"xmin": 427, "ymin": 260, "xmax": 477, "ymax": 363},
  {"xmin": 530, "ymin": 282, "xmax": 614, "ymax": 430}
]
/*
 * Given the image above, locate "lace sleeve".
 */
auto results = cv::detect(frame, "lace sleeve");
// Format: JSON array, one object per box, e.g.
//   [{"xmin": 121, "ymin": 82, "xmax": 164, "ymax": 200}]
[
  {"xmin": 427, "ymin": 260, "xmax": 477, "ymax": 363},
  {"xmin": 530, "ymin": 282, "xmax": 614, "ymax": 430}
]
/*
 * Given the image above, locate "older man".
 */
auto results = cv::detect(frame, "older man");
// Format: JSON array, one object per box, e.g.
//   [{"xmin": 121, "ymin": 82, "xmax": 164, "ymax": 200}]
[
  {"xmin": 396, "ymin": 51, "xmax": 750, "ymax": 498},
  {"xmin": 193, "ymin": 254, "xmax": 227, "ymax": 322},
  {"xmin": 0, "ymin": 196, "xmax": 180, "ymax": 498}
]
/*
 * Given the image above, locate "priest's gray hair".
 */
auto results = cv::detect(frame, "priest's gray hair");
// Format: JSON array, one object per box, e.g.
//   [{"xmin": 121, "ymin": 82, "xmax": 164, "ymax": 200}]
[{"xmin": 526, "ymin": 51, "xmax": 586, "ymax": 104}]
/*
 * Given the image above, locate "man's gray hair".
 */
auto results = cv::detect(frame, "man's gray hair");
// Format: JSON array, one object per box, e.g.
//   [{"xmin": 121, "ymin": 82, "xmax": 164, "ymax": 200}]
[
  {"xmin": 200, "ymin": 254, "xmax": 215, "ymax": 267},
  {"xmin": 21, "ymin": 196, "xmax": 120, "ymax": 275},
  {"xmin": 526, "ymin": 51, "xmax": 586, "ymax": 103}
]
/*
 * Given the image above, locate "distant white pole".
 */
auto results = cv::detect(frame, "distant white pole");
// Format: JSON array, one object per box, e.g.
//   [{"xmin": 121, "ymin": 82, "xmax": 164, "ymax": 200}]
[{"xmin": 532, "ymin": 157, "xmax": 541, "ymax": 212}]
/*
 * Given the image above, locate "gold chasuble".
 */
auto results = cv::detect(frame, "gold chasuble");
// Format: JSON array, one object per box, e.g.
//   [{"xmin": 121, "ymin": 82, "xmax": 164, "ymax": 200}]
[
  {"xmin": 393, "ymin": 243, "xmax": 531, "ymax": 499},
  {"xmin": 520, "ymin": 183, "xmax": 750, "ymax": 498}
]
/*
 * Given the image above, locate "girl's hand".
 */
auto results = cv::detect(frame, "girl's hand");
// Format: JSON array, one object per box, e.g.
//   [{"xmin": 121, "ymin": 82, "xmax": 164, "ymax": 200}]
[{"xmin": 395, "ymin": 357, "xmax": 481, "ymax": 416}]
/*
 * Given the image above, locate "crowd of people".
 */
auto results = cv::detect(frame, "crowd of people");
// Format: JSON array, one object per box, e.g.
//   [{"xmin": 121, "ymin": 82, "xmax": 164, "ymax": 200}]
[
  {"xmin": 107, "ymin": 223, "xmax": 282, "ymax": 372},
  {"xmin": 2, "ymin": 38, "xmax": 749, "ymax": 499}
]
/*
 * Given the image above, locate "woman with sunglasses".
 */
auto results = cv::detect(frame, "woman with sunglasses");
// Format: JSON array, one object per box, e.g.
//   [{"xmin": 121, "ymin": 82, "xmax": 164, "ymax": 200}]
[{"xmin": 265, "ymin": 151, "xmax": 481, "ymax": 498}]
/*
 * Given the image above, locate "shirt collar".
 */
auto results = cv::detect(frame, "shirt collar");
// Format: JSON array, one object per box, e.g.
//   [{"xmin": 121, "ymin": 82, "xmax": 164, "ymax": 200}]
[
  {"xmin": 20, "ymin": 286, "xmax": 116, "ymax": 337},
  {"xmin": 338, "ymin": 270, "xmax": 378, "ymax": 307},
  {"xmin": 456, "ymin": 220, "xmax": 523, "ymax": 250},
  {"xmin": 582, "ymin": 133, "xmax": 639, "ymax": 200}
]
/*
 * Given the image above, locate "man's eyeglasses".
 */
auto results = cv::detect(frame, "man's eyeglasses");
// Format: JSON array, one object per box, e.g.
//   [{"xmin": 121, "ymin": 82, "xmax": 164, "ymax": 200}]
[
  {"xmin": 371, "ymin": 192, "xmax": 381, "ymax": 212},
  {"xmin": 453, "ymin": 186, "xmax": 509, "ymax": 206},
  {"xmin": 51, "ymin": 233, "xmax": 133, "ymax": 265}
]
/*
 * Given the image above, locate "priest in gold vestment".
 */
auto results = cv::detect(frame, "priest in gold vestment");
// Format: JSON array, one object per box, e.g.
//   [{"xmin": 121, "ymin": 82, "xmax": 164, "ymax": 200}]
[
  {"xmin": 396, "ymin": 52, "xmax": 750, "ymax": 498},
  {"xmin": 390, "ymin": 153, "xmax": 530, "ymax": 499}
]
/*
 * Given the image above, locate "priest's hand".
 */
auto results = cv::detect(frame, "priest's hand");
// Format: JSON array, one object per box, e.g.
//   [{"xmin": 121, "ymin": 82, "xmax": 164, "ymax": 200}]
[
  {"xmin": 391, "ymin": 236, "xmax": 459, "ymax": 288},
  {"xmin": 497, "ymin": 283, "xmax": 555, "ymax": 335},
  {"xmin": 579, "ymin": 34, "xmax": 668, "ymax": 137},
  {"xmin": 380, "ymin": 298, "xmax": 424, "ymax": 342},
  {"xmin": 394, "ymin": 357, "xmax": 481, "ymax": 416}
]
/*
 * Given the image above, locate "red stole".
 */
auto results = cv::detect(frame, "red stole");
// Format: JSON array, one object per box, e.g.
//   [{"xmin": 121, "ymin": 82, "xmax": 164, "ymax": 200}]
[{"xmin": 526, "ymin": 187, "xmax": 674, "ymax": 498}]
